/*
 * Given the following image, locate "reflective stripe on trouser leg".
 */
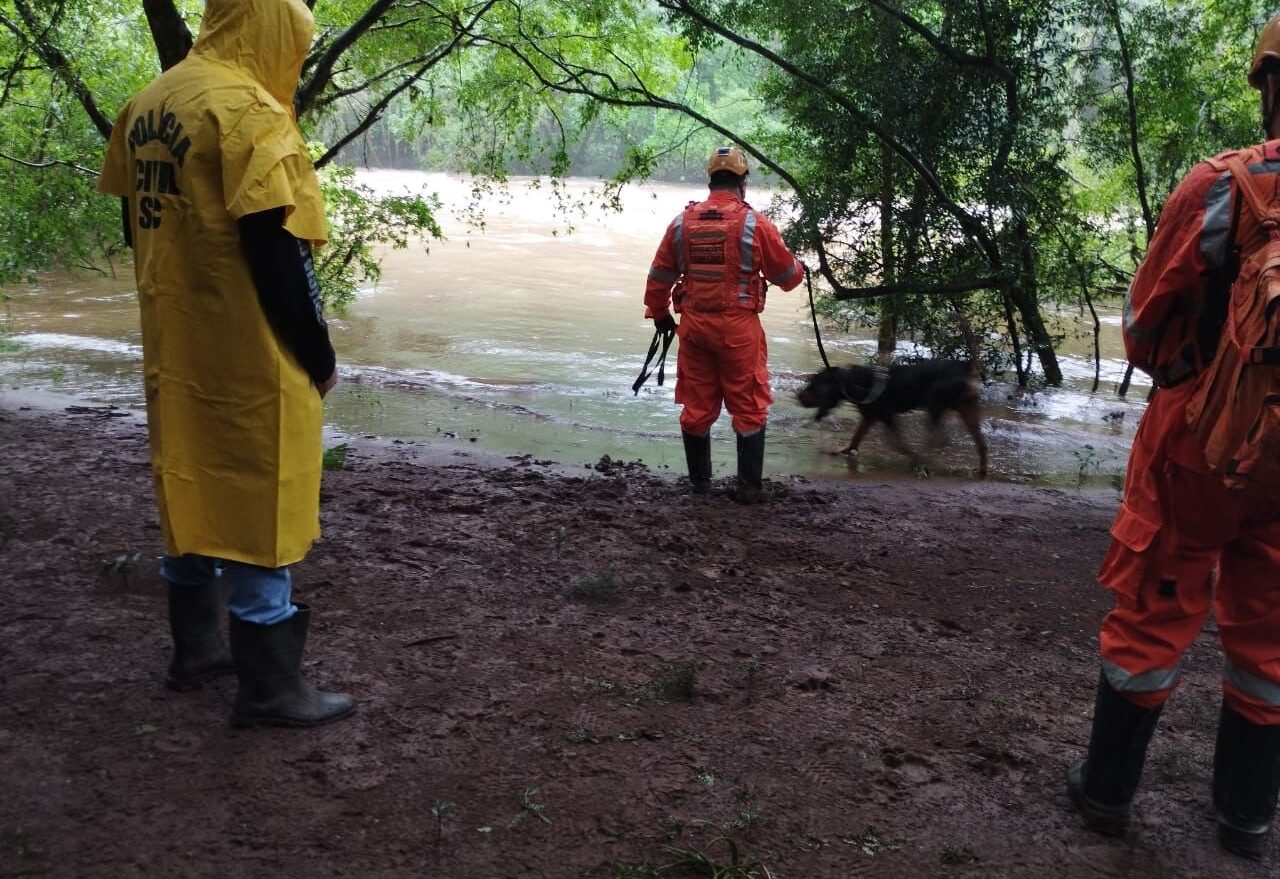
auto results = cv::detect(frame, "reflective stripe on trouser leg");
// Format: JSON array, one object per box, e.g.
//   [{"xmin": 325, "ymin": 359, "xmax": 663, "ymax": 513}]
[
  {"xmin": 1102, "ymin": 659, "xmax": 1182, "ymax": 697},
  {"xmin": 1217, "ymin": 523, "xmax": 1280, "ymax": 724},
  {"xmin": 1223, "ymin": 660, "xmax": 1280, "ymax": 725},
  {"xmin": 1097, "ymin": 541, "xmax": 1214, "ymax": 710},
  {"xmin": 1097, "ymin": 455, "xmax": 1222, "ymax": 710},
  {"xmin": 1098, "ymin": 561, "xmax": 1208, "ymax": 710},
  {"xmin": 223, "ymin": 562, "xmax": 295, "ymax": 626}
]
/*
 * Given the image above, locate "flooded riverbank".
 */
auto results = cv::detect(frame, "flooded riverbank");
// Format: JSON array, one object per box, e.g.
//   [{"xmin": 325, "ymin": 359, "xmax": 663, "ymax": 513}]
[{"xmin": 0, "ymin": 171, "xmax": 1145, "ymax": 487}]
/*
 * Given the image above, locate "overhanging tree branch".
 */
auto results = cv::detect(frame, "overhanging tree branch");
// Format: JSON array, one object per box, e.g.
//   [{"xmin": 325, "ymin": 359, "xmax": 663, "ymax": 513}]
[
  {"xmin": 0, "ymin": 150, "xmax": 96, "ymax": 176},
  {"xmin": 864, "ymin": 0, "xmax": 1014, "ymax": 81},
  {"xmin": 2, "ymin": 0, "xmax": 113, "ymax": 138},
  {"xmin": 654, "ymin": 0, "xmax": 1001, "ymax": 270},
  {"xmin": 314, "ymin": 0, "xmax": 499, "ymax": 167},
  {"xmin": 478, "ymin": 3, "xmax": 1005, "ymax": 305},
  {"xmin": 297, "ymin": 0, "xmax": 401, "ymax": 115},
  {"xmin": 829, "ymin": 276, "xmax": 1007, "ymax": 301}
]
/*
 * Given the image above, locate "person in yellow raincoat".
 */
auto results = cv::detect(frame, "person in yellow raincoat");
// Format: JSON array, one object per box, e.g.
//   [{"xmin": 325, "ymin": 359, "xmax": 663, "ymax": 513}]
[{"xmin": 98, "ymin": 0, "xmax": 354, "ymax": 727}]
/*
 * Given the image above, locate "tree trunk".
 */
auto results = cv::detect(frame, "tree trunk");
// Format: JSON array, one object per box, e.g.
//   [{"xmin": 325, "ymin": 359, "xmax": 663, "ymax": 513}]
[
  {"xmin": 1001, "ymin": 289, "xmax": 1027, "ymax": 387},
  {"xmin": 142, "ymin": 0, "xmax": 193, "ymax": 71},
  {"xmin": 1011, "ymin": 219, "xmax": 1063, "ymax": 385},
  {"xmin": 1118, "ymin": 362, "xmax": 1135, "ymax": 397},
  {"xmin": 877, "ymin": 140, "xmax": 897, "ymax": 365}
]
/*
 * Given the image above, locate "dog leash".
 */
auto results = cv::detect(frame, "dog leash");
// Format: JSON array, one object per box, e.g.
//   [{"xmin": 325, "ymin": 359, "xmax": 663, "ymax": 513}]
[
  {"xmin": 806, "ymin": 267, "xmax": 832, "ymax": 369},
  {"xmin": 632, "ymin": 326, "xmax": 676, "ymax": 395}
]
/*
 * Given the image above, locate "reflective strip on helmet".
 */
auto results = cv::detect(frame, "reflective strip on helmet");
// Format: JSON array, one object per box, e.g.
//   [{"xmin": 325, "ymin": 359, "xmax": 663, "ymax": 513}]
[
  {"xmin": 737, "ymin": 210, "xmax": 758, "ymax": 302},
  {"xmin": 648, "ymin": 267, "xmax": 679, "ymax": 283},
  {"xmin": 770, "ymin": 261, "xmax": 799, "ymax": 286},
  {"xmin": 1224, "ymin": 659, "xmax": 1280, "ymax": 706},
  {"xmin": 1102, "ymin": 659, "xmax": 1180, "ymax": 694}
]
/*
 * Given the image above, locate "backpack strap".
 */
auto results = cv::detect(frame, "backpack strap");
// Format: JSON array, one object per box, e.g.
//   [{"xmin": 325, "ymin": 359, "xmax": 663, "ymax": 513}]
[
  {"xmin": 1221, "ymin": 155, "xmax": 1280, "ymax": 365},
  {"xmin": 1223, "ymin": 155, "xmax": 1280, "ymax": 227}
]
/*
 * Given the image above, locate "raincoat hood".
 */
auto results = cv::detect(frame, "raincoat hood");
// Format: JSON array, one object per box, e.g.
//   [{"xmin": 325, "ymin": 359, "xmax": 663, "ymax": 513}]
[{"xmin": 192, "ymin": 0, "xmax": 314, "ymax": 113}]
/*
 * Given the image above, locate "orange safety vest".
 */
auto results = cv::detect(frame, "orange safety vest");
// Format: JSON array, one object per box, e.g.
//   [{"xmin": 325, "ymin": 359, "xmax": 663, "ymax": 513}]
[{"xmin": 672, "ymin": 199, "xmax": 768, "ymax": 314}]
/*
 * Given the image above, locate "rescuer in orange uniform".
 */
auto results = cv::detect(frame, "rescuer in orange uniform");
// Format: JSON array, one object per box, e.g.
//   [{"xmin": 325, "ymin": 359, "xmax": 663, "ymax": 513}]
[
  {"xmin": 644, "ymin": 146, "xmax": 806, "ymax": 502},
  {"xmin": 1068, "ymin": 15, "xmax": 1280, "ymax": 858}
]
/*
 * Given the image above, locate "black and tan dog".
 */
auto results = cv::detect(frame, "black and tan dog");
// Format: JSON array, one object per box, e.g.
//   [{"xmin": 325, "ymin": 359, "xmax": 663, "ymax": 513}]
[{"xmin": 797, "ymin": 362, "xmax": 988, "ymax": 476}]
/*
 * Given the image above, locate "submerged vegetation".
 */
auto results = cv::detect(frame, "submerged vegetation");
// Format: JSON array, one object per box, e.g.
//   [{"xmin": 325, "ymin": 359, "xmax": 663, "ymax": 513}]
[{"xmin": 0, "ymin": 0, "xmax": 1274, "ymax": 384}]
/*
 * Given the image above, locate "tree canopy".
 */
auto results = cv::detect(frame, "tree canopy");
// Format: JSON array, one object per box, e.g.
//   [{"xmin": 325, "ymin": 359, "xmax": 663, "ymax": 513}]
[{"xmin": 1, "ymin": 0, "xmax": 1275, "ymax": 384}]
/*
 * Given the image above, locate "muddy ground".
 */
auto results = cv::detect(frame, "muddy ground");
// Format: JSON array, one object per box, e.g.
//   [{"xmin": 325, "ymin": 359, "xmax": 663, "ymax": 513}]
[{"xmin": 0, "ymin": 400, "xmax": 1266, "ymax": 879}]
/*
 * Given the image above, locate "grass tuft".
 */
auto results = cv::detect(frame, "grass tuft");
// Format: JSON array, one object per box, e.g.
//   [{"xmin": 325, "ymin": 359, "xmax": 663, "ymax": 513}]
[{"xmin": 323, "ymin": 443, "xmax": 349, "ymax": 470}]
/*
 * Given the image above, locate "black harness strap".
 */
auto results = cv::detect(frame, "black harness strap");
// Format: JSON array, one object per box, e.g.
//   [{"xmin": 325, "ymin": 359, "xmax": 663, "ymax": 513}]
[{"xmin": 632, "ymin": 327, "xmax": 676, "ymax": 395}]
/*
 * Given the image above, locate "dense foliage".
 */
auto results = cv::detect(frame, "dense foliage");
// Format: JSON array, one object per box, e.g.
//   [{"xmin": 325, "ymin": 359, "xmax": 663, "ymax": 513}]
[{"xmin": 0, "ymin": 0, "xmax": 1276, "ymax": 382}]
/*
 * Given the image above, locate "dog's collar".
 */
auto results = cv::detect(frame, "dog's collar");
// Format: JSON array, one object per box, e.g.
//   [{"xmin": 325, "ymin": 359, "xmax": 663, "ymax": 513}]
[{"xmin": 842, "ymin": 365, "xmax": 889, "ymax": 405}]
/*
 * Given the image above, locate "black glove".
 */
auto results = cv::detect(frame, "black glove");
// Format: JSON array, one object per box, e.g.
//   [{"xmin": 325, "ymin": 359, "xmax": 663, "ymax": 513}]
[{"xmin": 654, "ymin": 314, "xmax": 677, "ymax": 334}]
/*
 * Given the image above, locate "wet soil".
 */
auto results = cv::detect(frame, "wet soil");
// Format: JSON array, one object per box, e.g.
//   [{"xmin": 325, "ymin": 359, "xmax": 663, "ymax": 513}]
[{"xmin": 0, "ymin": 400, "xmax": 1264, "ymax": 878}]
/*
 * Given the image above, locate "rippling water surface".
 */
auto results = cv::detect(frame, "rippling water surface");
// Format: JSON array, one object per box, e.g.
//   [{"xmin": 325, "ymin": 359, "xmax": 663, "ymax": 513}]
[{"xmin": 0, "ymin": 171, "xmax": 1144, "ymax": 486}]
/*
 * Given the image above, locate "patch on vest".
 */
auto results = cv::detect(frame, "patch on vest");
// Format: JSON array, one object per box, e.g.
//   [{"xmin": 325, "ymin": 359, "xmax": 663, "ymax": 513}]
[{"xmin": 689, "ymin": 231, "xmax": 727, "ymax": 265}]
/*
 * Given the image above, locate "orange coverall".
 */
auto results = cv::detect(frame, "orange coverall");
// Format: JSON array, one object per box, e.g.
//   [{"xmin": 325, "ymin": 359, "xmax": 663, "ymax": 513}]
[
  {"xmin": 644, "ymin": 190, "xmax": 805, "ymax": 436},
  {"xmin": 1101, "ymin": 140, "xmax": 1280, "ymax": 725}
]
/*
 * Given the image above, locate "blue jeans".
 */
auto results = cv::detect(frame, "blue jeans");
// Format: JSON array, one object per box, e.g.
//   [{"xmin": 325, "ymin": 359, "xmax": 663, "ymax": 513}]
[{"xmin": 161, "ymin": 554, "xmax": 295, "ymax": 626}]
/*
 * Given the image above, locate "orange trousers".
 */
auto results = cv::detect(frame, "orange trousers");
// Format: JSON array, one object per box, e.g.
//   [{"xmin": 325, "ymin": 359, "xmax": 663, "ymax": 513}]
[
  {"xmin": 674, "ymin": 309, "xmax": 772, "ymax": 436},
  {"xmin": 1098, "ymin": 387, "xmax": 1280, "ymax": 724}
]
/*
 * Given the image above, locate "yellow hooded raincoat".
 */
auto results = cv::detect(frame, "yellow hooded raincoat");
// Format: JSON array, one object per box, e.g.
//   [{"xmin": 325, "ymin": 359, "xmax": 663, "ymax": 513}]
[{"xmin": 98, "ymin": 0, "xmax": 329, "ymax": 568}]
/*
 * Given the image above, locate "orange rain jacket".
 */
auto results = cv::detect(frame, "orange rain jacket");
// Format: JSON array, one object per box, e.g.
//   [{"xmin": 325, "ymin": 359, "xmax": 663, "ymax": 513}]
[
  {"xmin": 1099, "ymin": 140, "xmax": 1280, "ymax": 724},
  {"xmin": 644, "ymin": 191, "xmax": 805, "ymax": 435}
]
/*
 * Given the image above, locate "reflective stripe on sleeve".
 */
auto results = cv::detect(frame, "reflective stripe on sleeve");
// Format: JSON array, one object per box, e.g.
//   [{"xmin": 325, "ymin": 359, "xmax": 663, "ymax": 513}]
[
  {"xmin": 673, "ymin": 214, "xmax": 686, "ymax": 274},
  {"xmin": 1102, "ymin": 659, "xmax": 1180, "ymax": 694},
  {"xmin": 648, "ymin": 267, "xmax": 678, "ymax": 283},
  {"xmin": 1122, "ymin": 283, "xmax": 1158, "ymax": 341},
  {"xmin": 739, "ymin": 210, "xmax": 757, "ymax": 276},
  {"xmin": 1201, "ymin": 160, "xmax": 1280, "ymax": 269},
  {"xmin": 737, "ymin": 210, "xmax": 758, "ymax": 302},
  {"xmin": 770, "ymin": 261, "xmax": 799, "ymax": 286},
  {"xmin": 1200, "ymin": 170, "xmax": 1233, "ymax": 271},
  {"xmin": 1224, "ymin": 659, "xmax": 1280, "ymax": 706}
]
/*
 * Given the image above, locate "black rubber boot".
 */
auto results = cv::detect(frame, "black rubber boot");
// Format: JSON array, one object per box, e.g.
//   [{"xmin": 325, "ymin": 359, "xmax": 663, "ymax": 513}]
[
  {"xmin": 1067, "ymin": 672, "xmax": 1164, "ymax": 836},
  {"xmin": 165, "ymin": 579, "xmax": 234, "ymax": 692},
  {"xmin": 682, "ymin": 431, "xmax": 712, "ymax": 494},
  {"xmin": 229, "ymin": 604, "xmax": 356, "ymax": 728},
  {"xmin": 1214, "ymin": 703, "xmax": 1280, "ymax": 859},
  {"xmin": 735, "ymin": 429, "xmax": 766, "ymax": 504}
]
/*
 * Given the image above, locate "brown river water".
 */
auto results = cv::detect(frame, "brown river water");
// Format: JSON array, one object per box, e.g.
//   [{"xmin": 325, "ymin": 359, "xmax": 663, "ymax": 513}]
[{"xmin": 0, "ymin": 171, "xmax": 1146, "ymax": 486}]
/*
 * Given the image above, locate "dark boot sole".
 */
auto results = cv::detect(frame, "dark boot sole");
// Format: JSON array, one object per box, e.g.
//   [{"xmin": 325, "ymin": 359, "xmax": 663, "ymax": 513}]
[
  {"xmin": 1219, "ymin": 824, "xmax": 1269, "ymax": 860},
  {"xmin": 1067, "ymin": 765, "xmax": 1130, "ymax": 837},
  {"xmin": 230, "ymin": 703, "xmax": 358, "ymax": 729}
]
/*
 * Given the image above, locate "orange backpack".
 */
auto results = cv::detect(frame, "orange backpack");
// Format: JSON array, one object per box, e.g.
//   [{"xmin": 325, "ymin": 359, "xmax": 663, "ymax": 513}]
[{"xmin": 1186, "ymin": 153, "xmax": 1280, "ymax": 490}]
